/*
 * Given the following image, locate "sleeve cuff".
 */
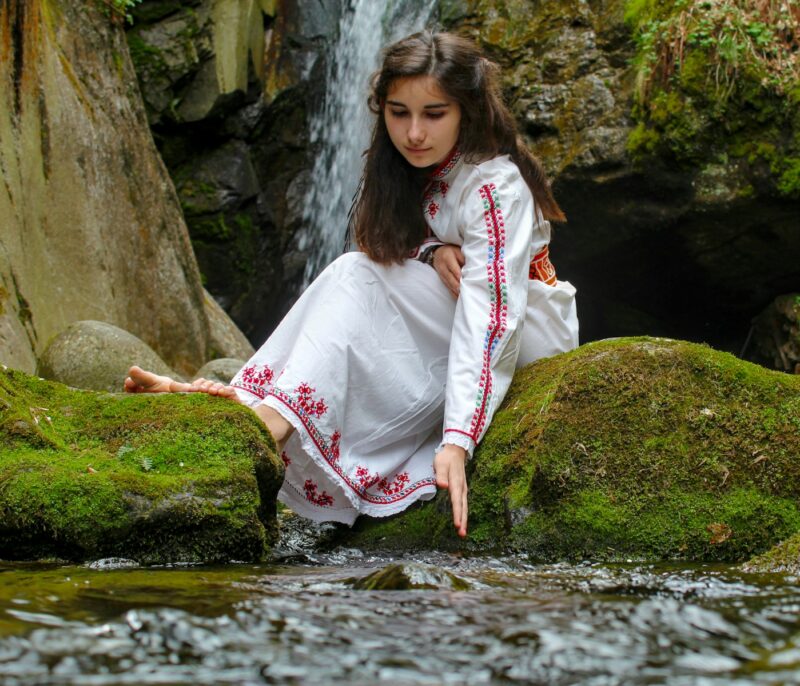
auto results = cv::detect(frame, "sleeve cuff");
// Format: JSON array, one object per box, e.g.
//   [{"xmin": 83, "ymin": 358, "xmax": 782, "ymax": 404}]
[{"xmin": 436, "ymin": 429, "xmax": 477, "ymax": 458}]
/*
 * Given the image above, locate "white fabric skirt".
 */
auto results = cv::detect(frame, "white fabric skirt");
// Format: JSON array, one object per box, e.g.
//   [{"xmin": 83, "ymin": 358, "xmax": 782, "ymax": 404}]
[{"xmin": 231, "ymin": 252, "xmax": 578, "ymax": 524}]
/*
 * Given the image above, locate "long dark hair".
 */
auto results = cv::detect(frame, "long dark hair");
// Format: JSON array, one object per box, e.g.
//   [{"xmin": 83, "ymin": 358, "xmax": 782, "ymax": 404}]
[{"xmin": 352, "ymin": 31, "xmax": 565, "ymax": 264}]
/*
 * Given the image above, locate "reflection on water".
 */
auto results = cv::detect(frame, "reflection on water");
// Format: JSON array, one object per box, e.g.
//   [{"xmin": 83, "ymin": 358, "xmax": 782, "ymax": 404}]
[{"xmin": 1, "ymin": 550, "xmax": 800, "ymax": 685}]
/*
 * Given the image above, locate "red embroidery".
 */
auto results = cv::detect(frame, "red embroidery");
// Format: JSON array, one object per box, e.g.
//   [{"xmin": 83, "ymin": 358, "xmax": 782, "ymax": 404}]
[
  {"xmin": 295, "ymin": 382, "xmax": 328, "ymax": 418},
  {"xmin": 281, "ymin": 451, "xmax": 291, "ymax": 467},
  {"xmin": 303, "ymin": 479, "xmax": 334, "ymax": 507},
  {"xmin": 267, "ymin": 388, "xmax": 437, "ymax": 504},
  {"xmin": 529, "ymin": 245, "xmax": 557, "ymax": 285},
  {"xmin": 354, "ymin": 467, "xmax": 410, "ymax": 495},
  {"xmin": 428, "ymin": 201, "xmax": 439, "ymax": 217},
  {"xmin": 330, "ymin": 430, "xmax": 341, "ymax": 462},
  {"xmin": 470, "ymin": 183, "xmax": 509, "ymax": 441},
  {"xmin": 439, "ymin": 181, "xmax": 449, "ymax": 197},
  {"xmin": 234, "ymin": 363, "xmax": 275, "ymax": 399}
]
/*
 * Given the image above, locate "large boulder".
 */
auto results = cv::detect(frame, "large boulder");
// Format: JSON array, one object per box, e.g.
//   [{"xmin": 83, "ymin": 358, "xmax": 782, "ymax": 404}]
[
  {"xmin": 0, "ymin": 366, "xmax": 283, "ymax": 563},
  {"xmin": 345, "ymin": 338, "xmax": 800, "ymax": 562},
  {"xmin": 0, "ymin": 0, "xmax": 248, "ymax": 377},
  {"xmin": 37, "ymin": 320, "xmax": 179, "ymax": 393}
]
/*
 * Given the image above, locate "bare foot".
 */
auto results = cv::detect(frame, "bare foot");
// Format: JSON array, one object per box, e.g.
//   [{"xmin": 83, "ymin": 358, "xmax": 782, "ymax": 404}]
[
  {"xmin": 124, "ymin": 366, "xmax": 190, "ymax": 393},
  {"xmin": 124, "ymin": 366, "xmax": 239, "ymax": 402}
]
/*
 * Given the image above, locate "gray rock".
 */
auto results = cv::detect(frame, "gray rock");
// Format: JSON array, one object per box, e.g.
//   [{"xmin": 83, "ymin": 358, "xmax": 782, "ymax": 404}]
[
  {"xmin": 351, "ymin": 563, "xmax": 471, "ymax": 591},
  {"xmin": 37, "ymin": 321, "xmax": 179, "ymax": 393},
  {"xmin": 0, "ymin": 1, "xmax": 213, "ymax": 377},
  {"xmin": 193, "ymin": 358, "xmax": 246, "ymax": 384},
  {"xmin": 203, "ymin": 289, "xmax": 256, "ymax": 360}
]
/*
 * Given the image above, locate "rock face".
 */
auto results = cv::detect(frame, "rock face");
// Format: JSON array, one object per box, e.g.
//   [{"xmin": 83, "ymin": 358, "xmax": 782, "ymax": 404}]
[
  {"xmin": 749, "ymin": 294, "xmax": 800, "ymax": 374},
  {"xmin": 446, "ymin": 0, "xmax": 800, "ymax": 356},
  {"xmin": 127, "ymin": 0, "xmax": 340, "ymax": 343},
  {"xmin": 345, "ymin": 338, "xmax": 800, "ymax": 562},
  {"xmin": 37, "ymin": 320, "xmax": 179, "ymax": 392},
  {"xmin": 0, "ymin": 366, "xmax": 283, "ymax": 563},
  {"xmin": 0, "ymin": 0, "xmax": 248, "ymax": 377}
]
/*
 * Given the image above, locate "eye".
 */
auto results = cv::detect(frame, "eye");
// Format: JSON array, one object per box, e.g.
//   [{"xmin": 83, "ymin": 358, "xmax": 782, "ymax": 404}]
[
  {"xmin": 426, "ymin": 111, "xmax": 446, "ymax": 120},
  {"xmin": 389, "ymin": 109, "xmax": 408, "ymax": 118}
]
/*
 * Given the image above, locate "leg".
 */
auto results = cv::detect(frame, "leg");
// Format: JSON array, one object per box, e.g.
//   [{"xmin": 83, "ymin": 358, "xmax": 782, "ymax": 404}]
[
  {"xmin": 254, "ymin": 404, "xmax": 294, "ymax": 454},
  {"xmin": 124, "ymin": 365, "xmax": 239, "ymax": 400}
]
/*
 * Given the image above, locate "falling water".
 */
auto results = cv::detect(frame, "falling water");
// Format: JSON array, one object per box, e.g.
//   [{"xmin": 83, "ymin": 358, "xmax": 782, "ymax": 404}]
[{"xmin": 300, "ymin": 0, "xmax": 438, "ymax": 286}]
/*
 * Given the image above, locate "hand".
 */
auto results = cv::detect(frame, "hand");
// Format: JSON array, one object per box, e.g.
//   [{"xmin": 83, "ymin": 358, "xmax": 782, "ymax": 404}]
[
  {"xmin": 434, "ymin": 444, "xmax": 468, "ymax": 537},
  {"xmin": 433, "ymin": 245, "xmax": 464, "ymax": 299}
]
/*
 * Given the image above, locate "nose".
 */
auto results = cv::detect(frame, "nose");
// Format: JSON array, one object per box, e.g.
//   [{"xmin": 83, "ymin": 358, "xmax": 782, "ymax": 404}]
[{"xmin": 407, "ymin": 116, "xmax": 425, "ymax": 144}]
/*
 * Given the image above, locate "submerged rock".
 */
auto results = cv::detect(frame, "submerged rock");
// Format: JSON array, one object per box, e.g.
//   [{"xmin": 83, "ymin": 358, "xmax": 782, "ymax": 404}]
[
  {"xmin": 0, "ymin": 366, "xmax": 282, "ymax": 563},
  {"xmin": 37, "ymin": 320, "xmax": 179, "ymax": 393},
  {"xmin": 345, "ymin": 338, "xmax": 800, "ymax": 562},
  {"xmin": 351, "ymin": 563, "xmax": 471, "ymax": 591}
]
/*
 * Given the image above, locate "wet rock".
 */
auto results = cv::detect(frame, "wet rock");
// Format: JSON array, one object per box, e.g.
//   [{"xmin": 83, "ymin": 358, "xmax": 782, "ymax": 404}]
[
  {"xmin": 193, "ymin": 358, "xmax": 245, "ymax": 384},
  {"xmin": 0, "ymin": 366, "xmax": 282, "ymax": 563},
  {"xmin": 352, "ymin": 563, "xmax": 471, "ymax": 591},
  {"xmin": 748, "ymin": 294, "xmax": 800, "ymax": 374},
  {"xmin": 345, "ymin": 338, "xmax": 800, "ymax": 562},
  {"xmin": 37, "ymin": 321, "xmax": 179, "ymax": 393}
]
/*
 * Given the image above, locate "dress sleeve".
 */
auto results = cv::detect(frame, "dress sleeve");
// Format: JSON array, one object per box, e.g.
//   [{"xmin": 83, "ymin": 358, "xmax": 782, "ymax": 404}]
[{"xmin": 438, "ymin": 164, "xmax": 535, "ymax": 457}]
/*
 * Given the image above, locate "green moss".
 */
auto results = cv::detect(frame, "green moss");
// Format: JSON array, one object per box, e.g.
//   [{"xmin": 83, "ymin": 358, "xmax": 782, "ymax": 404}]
[
  {"xmin": 744, "ymin": 532, "xmax": 800, "ymax": 574},
  {"xmin": 126, "ymin": 32, "xmax": 167, "ymax": 77},
  {"xmin": 0, "ymin": 367, "xmax": 283, "ymax": 563},
  {"xmin": 344, "ymin": 338, "xmax": 800, "ymax": 562},
  {"xmin": 624, "ymin": 0, "xmax": 800, "ymax": 193}
]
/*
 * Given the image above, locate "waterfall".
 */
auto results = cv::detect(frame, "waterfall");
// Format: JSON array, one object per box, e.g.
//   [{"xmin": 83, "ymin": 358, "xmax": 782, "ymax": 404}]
[{"xmin": 300, "ymin": 0, "xmax": 438, "ymax": 286}]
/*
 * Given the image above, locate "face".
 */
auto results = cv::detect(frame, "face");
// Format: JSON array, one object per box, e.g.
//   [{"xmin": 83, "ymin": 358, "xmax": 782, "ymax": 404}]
[{"xmin": 384, "ymin": 75, "xmax": 461, "ymax": 169}]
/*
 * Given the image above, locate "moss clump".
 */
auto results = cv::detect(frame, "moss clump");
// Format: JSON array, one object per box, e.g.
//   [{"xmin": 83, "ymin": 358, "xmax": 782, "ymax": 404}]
[
  {"xmin": 625, "ymin": 0, "xmax": 800, "ymax": 197},
  {"xmin": 0, "ymin": 367, "xmax": 283, "ymax": 563},
  {"xmin": 346, "ymin": 338, "xmax": 800, "ymax": 562},
  {"xmin": 743, "ymin": 532, "xmax": 800, "ymax": 574}
]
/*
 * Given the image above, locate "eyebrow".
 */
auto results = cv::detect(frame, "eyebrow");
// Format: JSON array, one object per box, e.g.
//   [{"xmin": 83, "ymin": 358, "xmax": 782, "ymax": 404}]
[{"xmin": 385, "ymin": 100, "xmax": 451, "ymax": 109}]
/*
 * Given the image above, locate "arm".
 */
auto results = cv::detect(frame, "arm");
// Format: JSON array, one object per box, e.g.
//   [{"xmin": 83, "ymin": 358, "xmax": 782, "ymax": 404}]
[{"xmin": 436, "ymin": 164, "xmax": 535, "ymax": 534}]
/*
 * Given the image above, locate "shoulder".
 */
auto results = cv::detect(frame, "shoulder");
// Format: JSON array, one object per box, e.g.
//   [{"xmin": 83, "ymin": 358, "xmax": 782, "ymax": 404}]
[{"xmin": 456, "ymin": 155, "xmax": 526, "ymax": 197}]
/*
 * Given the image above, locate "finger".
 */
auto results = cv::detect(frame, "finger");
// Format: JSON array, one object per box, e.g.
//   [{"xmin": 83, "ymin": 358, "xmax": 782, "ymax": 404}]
[
  {"xmin": 456, "ymin": 248, "xmax": 465, "ymax": 266},
  {"xmin": 123, "ymin": 377, "xmax": 140, "ymax": 393},
  {"xmin": 460, "ymin": 487, "xmax": 469, "ymax": 538},
  {"xmin": 450, "ymin": 476, "xmax": 463, "ymax": 531}
]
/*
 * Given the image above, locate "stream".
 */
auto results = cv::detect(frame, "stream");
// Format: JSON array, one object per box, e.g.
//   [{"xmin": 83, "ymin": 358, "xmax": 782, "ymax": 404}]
[{"xmin": 2, "ymin": 538, "xmax": 800, "ymax": 685}]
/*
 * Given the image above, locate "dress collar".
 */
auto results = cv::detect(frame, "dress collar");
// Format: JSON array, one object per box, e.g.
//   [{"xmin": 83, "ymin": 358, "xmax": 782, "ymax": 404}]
[{"xmin": 429, "ymin": 147, "xmax": 462, "ymax": 181}]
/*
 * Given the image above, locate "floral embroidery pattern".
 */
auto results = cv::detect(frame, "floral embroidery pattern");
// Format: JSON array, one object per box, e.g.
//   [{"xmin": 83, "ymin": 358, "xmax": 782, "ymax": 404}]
[
  {"xmin": 529, "ymin": 245, "xmax": 558, "ymax": 285},
  {"xmin": 423, "ymin": 151, "xmax": 461, "ymax": 219},
  {"xmin": 295, "ymin": 382, "xmax": 328, "ymax": 418},
  {"xmin": 470, "ymin": 183, "xmax": 508, "ymax": 440},
  {"xmin": 267, "ymin": 386, "xmax": 436, "ymax": 504},
  {"xmin": 355, "ymin": 467, "xmax": 410, "ymax": 496},
  {"xmin": 281, "ymin": 451, "xmax": 291, "ymax": 467},
  {"xmin": 232, "ymin": 363, "xmax": 275, "ymax": 399},
  {"xmin": 303, "ymin": 479, "xmax": 334, "ymax": 507}
]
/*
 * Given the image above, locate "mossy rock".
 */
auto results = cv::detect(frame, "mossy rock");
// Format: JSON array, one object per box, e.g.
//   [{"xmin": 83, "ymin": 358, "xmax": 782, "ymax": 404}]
[
  {"xmin": 346, "ymin": 338, "xmax": 800, "ymax": 562},
  {"xmin": 743, "ymin": 533, "xmax": 800, "ymax": 574},
  {"xmin": 0, "ymin": 366, "xmax": 283, "ymax": 563}
]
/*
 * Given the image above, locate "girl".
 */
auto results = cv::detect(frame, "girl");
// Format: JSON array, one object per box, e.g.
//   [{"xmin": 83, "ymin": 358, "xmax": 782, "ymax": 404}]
[{"xmin": 126, "ymin": 31, "xmax": 579, "ymax": 538}]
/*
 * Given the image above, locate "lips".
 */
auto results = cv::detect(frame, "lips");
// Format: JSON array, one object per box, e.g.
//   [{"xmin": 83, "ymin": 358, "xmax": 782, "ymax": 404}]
[{"xmin": 406, "ymin": 147, "xmax": 432, "ymax": 153}]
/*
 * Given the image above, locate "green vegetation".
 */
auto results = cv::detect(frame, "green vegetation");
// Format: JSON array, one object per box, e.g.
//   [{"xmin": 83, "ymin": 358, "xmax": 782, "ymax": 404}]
[
  {"xmin": 0, "ymin": 367, "xmax": 283, "ymax": 563},
  {"xmin": 346, "ymin": 338, "xmax": 800, "ymax": 562},
  {"xmin": 625, "ymin": 0, "xmax": 800, "ymax": 197}
]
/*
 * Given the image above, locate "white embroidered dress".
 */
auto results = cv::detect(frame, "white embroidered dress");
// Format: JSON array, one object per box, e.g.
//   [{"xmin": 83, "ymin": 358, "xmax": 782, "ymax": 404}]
[{"xmin": 231, "ymin": 150, "xmax": 579, "ymax": 524}]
